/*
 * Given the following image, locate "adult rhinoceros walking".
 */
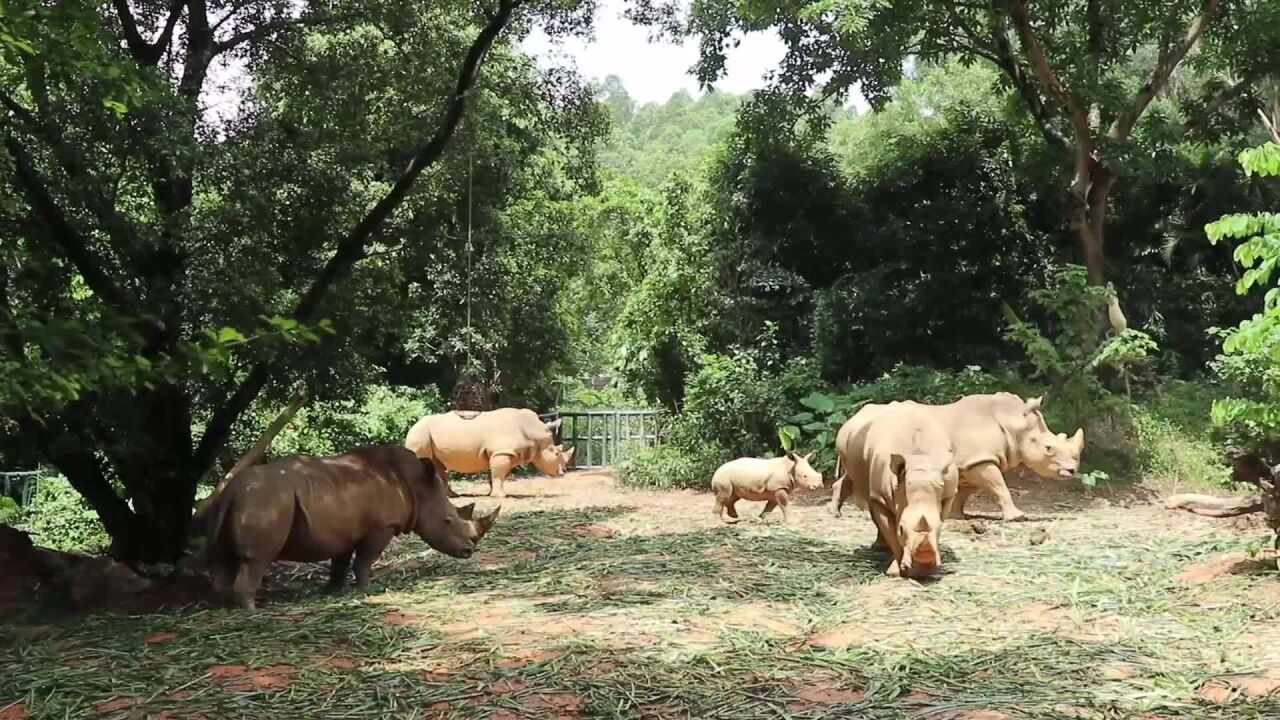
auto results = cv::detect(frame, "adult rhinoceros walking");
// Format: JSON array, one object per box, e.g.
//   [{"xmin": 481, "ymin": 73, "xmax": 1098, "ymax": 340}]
[
  {"xmin": 405, "ymin": 408, "xmax": 575, "ymax": 498},
  {"xmin": 829, "ymin": 393, "xmax": 1083, "ymax": 523}
]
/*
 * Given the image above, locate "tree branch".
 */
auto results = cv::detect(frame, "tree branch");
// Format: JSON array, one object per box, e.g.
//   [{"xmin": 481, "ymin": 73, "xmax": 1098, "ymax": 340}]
[
  {"xmin": 1, "ymin": 134, "xmax": 150, "ymax": 326},
  {"xmin": 987, "ymin": 6, "xmax": 1068, "ymax": 150},
  {"xmin": 0, "ymin": 89, "xmax": 144, "ymax": 266},
  {"xmin": 1006, "ymin": 0, "xmax": 1092, "ymax": 144},
  {"xmin": 112, "ymin": 0, "xmax": 187, "ymax": 66},
  {"xmin": 190, "ymin": 0, "xmax": 525, "ymax": 479},
  {"xmin": 1110, "ymin": 0, "xmax": 1221, "ymax": 140},
  {"xmin": 214, "ymin": 12, "xmax": 353, "ymax": 54}
]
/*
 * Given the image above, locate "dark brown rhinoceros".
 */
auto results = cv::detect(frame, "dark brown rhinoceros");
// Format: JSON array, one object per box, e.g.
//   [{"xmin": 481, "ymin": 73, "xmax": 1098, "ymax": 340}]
[{"xmin": 202, "ymin": 444, "xmax": 498, "ymax": 608}]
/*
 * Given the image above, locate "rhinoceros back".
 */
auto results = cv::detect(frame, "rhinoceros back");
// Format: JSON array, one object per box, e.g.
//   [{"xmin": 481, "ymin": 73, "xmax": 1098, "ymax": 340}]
[
  {"xmin": 926, "ymin": 392, "xmax": 1034, "ymax": 472},
  {"xmin": 405, "ymin": 408, "xmax": 554, "ymax": 473}
]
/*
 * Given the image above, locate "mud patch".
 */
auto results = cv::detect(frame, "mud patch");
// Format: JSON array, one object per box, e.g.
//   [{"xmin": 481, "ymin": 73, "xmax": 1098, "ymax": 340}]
[
  {"xmin": 90, "ymin": 697, "xmax": 139, "ymax": 715},
  {"xmin": 788, "ymin": 681, "xmax": 865, "ymax": 711},
  {"xmin": 0, "ymin": 704, "xmax": 26, "ymax": 720},
  {"xmin": 715, "ymin": 602, "xmax": 805, "ymax": 636},
  {"xmin": 568, "ymin": 523, "xmax": 618, "ymax": 539},
  {"xmin": 494, "ymin": 648, "xmax": 565, "ymax": 669},
  {"xmin": 523, "ymin": 691, "xmax": 584, "ymax": 716},
  {"xmin": 143, "ymin": 632, "xmax": 178, "ymax": 645},
  {"xmin": 381, "ymin": 610, "xmax": 427, "ymax": 625},
  {"xmin": 1197, "ymin": 667, "xmax": 1280, "ymax": 701},
  {"xmin": 1175, "ymin": 553, "xmax": 1258, "ymax": 585},
  {"xmin": 207, "ymin": 664, "xmax": 297, "ymax": 692}
]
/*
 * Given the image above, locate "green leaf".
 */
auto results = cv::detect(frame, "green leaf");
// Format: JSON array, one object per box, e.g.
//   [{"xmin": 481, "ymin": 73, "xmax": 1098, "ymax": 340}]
[
  {"xmin": 217, "ymin": 327, "xmax": 247, "ymax": 343},
  {"xmin": 799, "ymin": 392, "xmax": 835, "ymax": 413}
]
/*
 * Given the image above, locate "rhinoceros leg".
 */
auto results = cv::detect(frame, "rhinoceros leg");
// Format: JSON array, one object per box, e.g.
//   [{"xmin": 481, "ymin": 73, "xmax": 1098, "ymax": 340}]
[
  {"xmin": 774, "ymin": 489, "xmax": 792, "ymax": 523},
  {"xmin": 868, "ymin": 502, "xmax": 904, "ymax": 577},
  {"xmin": 488, "ymin": 454, "xmax": 516, "ymax": 499},
  {"xmin": 760, "ymin": 499, "xmax": 776, "ymax": 519},
  {"xmin": 326, "ymin": 550, "xmax": 354, "ymax": 592},
  {"xmin": 353, "ymin": 528, "xmax": 395, "ymax": 589},
  {"xmin": 870, "ymin": 529, "xmax": 889, "ymax": 552},
  {"xmin": 949, "ymin": 483, "xmax": 977, "ymax": 519},
  {"xmin": 232, "ymin": 561, "xmax": 267, "ymax": 609},
  {"xmin": 971, "ymin": 464, "xmax": 1026, "ymax": 522}
]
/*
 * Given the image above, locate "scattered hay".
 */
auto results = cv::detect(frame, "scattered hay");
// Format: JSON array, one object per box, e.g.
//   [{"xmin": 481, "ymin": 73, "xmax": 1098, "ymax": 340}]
[{"xmin": 4, "ymin": 472, "xmax": 1280, "ymax": 719}]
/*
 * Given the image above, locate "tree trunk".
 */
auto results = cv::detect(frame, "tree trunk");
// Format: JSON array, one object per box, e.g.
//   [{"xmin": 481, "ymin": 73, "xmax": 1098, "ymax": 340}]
[{"xmin": 1068, "ymin": 159, "xmax": 1127, "ymax": 333}]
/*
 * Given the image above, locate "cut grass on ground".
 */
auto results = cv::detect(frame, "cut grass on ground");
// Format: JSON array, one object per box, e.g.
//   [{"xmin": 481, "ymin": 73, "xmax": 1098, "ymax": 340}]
[{"xmin": 2, "ymin": 469, "xmax": 1279, "ymax": 719}]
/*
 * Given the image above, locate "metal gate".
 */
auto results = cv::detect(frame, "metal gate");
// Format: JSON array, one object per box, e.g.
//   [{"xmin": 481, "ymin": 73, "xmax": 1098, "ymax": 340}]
[
  {"xmin": 542, "ymin": 410, "xmax": 665, "ymax": 469},
  {"xmin": 1, "ymin": 470, "xmax": 39, "ymax": 506}
]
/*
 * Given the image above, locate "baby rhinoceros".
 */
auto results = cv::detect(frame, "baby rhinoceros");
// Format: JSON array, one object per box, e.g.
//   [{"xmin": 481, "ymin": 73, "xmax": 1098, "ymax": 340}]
[
  {"xmin": 202, "ymin": 444, "xmax": 499, "ymax": 609},
  {"xmin": 711, "ymin": 451, "xmax": 826, "ymax": 523},
  {"xmin": 839, "ymin": 404, "xmax": 958, "ymax": 578}
]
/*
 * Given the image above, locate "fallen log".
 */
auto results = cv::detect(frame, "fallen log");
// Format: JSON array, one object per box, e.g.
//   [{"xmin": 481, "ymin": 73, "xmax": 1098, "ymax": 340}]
[{"xmin": 1164, "ymin": 493, "xmax": 1263, "ymax": 517}]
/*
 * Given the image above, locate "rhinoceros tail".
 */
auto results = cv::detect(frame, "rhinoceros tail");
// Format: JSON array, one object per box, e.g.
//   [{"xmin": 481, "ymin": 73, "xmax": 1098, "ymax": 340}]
[{"xmin": 203, "ymin": 488, "xmax": 235, "ymax": 559}]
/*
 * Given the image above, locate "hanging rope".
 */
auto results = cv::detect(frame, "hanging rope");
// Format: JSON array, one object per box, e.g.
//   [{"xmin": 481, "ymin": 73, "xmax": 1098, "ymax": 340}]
[{"xmin": 452, "ymin": 150, "xmax": 489, "ymax": 415}]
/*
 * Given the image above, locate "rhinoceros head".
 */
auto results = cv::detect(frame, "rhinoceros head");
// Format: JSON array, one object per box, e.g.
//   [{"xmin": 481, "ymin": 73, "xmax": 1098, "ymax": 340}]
[
  {"xmin": 893, "ymin": 443, "xmax": 956, "ymax": 578},
  {"xmin": 1016, "ymin": 396, "xmax": 1085, "ymax": 480},
  {"xmin": 533, "ymin": 444, "xmax": 575, "ymax": 476},
  {"xmin": 785, "ymin": 451, "xmax": 825, "ymax": 491},
  {"xmin": 412, "ymin": 469, "xmax": 500, "ymax": 558}
]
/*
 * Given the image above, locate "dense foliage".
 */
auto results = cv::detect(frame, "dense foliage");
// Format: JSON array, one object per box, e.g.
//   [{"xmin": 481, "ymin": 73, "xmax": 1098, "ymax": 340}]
[{"xmin": 1207, "ymin": 142, "xmax": 1280, "ymax": 457}]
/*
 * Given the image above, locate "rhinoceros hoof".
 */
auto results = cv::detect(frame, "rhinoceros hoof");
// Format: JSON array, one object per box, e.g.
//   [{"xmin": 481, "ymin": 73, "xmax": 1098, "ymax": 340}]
[
  {"xmin": 826, "ymin": 504, "xmax": 842, "ymax": 518},
  {"xmin": 1002, "ymin": 511, "xmax": 1028, "ymax": 522}
]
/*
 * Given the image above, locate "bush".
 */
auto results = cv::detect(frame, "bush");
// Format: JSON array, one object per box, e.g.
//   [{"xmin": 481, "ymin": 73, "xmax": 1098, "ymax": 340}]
[
  {"xmin": 616, "ymin": 440, "xmax": 726, "ymax": 490},
  {"xmin": 678, "ymin": 351, "xmax": 821, "ymax": 459},
  {"xmin": 1004, "ymin": 265, "xmax": 1158, "ymax": 432},
  {"xmin": 266, "ymin": 384, "xmax": 444, "ymax": 460},
  {"xmin": 20, "ymin": 475, "xmax": 111, "ymax": 552},
  {"xmin": 1204, "ymin": 142, "xmax": 1280, "ymax": 458},
  {"xmin": 0, "ymin": 496, "xmax": 21, "ymax": 525}
]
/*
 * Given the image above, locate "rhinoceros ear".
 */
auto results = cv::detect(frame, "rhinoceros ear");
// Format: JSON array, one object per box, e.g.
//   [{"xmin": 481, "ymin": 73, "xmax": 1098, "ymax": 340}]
[
  {"xmin": 456, "ymin": 502, "xmax": 475, "ymax": 520},
  {"xmin": 545, "ymin": 418, "xmax": 563, "ymax": 432},
  {"xmin": 1025, "ymin": 396, "xmax": 1044, "ymax": 415},
  {"xmin": 1070, "ymin": 428, "xmax": 1085, "ymax": 453}
]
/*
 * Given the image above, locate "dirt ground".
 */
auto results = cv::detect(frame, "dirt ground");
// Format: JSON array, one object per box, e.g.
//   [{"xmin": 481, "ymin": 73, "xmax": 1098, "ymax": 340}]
[{"xmin": 2, "ymin": 469, "xmax": 1279, "ymax": 719}]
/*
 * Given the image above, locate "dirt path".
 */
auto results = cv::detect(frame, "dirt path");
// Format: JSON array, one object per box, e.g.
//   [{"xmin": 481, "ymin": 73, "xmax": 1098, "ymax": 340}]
[{"xmin": 2, "ymin": 470, "xmax": 1279, "ymax": 719}]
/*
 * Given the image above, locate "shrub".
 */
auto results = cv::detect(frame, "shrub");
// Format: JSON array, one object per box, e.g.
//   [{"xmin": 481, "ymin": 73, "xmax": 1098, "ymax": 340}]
[
  {"xmin": 678, "ymin": 350, "xmax": 822, "ymax": 459},
  {"xmin": 20, "ymin": 475, "xmax": 111, "ymax": 552},
  {"xmin": 0, "ymin": 496, "xmax": 21, "ymax": 526},
  {"xmin": 1003, "ymin": 265, "xmax": 1158, "ymax": 432},
  {"xmin": 616, "ymin": 439, "xmax": 726, "ymax": 490},
  {"xmin": 266, "ymin": 384, "xmax": 444, "ymax": 460}
]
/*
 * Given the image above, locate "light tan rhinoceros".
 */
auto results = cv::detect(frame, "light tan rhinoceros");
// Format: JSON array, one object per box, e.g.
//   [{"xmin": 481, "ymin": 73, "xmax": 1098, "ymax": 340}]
[
  {"xmin": 829, "ymin": 393, "xmax": 1083, "ymax": 523},
  {"xmin": 710, "ymin": 452, "xmax": 826, "ymax": 523},
  {"xmin": 837, "ymin": 402, "xmax": 958, "ymax": 577},
  {"xmin": 404, "ymin": 408, "xmax": 575, "ymax": 498}
]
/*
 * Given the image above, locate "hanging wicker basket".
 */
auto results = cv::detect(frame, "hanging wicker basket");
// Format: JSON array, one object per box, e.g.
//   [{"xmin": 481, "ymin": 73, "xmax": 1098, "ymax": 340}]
[{"xmin": 451, "ymin": 376, "xmax": 494, "ymax": 414}]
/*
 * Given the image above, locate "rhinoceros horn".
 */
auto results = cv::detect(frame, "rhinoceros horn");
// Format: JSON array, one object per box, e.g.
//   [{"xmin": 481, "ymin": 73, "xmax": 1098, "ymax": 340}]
[{"xmin": 474, "ymin": 506, "xmax": 501, "ymax": 539}]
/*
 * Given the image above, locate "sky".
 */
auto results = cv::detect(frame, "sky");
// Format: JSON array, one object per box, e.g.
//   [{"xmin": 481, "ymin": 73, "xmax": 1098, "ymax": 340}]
[
  {"xmin": 203, "ymin": 0, "xmax": 866, "ymax": 126},
  {"xmin": 521, "ymin": 0, "xmax": 786, "ymax": 105}
]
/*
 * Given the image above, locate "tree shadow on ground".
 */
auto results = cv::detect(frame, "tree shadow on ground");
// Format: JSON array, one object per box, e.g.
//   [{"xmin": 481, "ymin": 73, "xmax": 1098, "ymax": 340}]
[{"xmin": 8, "ymin": 608, "xmax": 1276, "ymax": 720}]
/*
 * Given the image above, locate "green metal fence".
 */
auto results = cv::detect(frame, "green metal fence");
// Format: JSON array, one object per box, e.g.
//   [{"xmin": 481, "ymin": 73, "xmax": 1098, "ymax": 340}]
[
  {"xmin": 1, "ymin": 470, "xmax": 39, "ymax": 506},
  {"xmin": 543, "ymin": 410, "xmax": 665, "ymax": 469}
]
